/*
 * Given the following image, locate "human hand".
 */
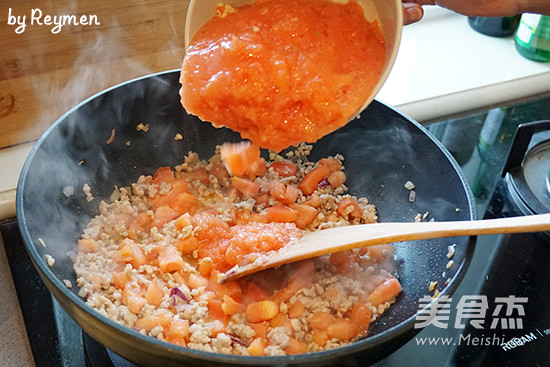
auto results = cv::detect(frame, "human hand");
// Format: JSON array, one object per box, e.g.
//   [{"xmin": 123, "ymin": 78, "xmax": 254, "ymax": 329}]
[{"xmin": 403, "ymin": 3, "xmax": 424, "ymax": 25}]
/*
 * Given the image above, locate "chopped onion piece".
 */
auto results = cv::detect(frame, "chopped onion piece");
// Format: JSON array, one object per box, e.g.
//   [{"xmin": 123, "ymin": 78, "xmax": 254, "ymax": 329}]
[
  {"xmin": 409, "ymin": 190, "xmax": 416, "ymax": 203},
  {"xmin": 229, "ymin": 335, "xmax": 248, "ymax": 347},
  {"xmin": 404, "ymin": 181, "xmax": 415, "ymax": 190},
  {"xmin": 170, "ymin": 287, "xmax": 189, "ymax": 303},
  {"xmin": 318, "ymin": 179, "xmax": 330, "ymax": 189}
]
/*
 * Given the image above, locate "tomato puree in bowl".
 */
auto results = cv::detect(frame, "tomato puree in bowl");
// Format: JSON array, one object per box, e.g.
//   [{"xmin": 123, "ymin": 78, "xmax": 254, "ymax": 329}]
[{"xmin": 180, "ymin": 0, "xmax": 386, "ymax": 152}]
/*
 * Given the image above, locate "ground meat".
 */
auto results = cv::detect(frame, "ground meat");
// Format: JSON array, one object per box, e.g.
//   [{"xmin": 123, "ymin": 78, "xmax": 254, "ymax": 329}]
[
  {"xmin": 268, "ymin": 327, "xmax": 292, "ymax": 349},
  {"xmin": 72, "ymin": 143, "xmax": 400, "ymax": 356}
]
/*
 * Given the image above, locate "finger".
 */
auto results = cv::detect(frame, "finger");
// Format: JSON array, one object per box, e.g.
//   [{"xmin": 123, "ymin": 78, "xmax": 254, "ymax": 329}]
[{"xmin": 403, "ymin": 3, "xmax": 424, "ymax": 25}]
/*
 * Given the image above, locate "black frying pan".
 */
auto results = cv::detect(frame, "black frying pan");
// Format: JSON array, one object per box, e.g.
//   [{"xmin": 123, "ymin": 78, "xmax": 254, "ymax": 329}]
[{"xmin": 17, "ymin": 70, "xmax": 476, "ymax": 366}]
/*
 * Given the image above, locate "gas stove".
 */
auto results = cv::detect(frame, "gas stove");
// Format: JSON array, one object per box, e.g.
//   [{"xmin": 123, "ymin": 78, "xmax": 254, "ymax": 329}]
[{"xmin": 3, "ymin": 93, "xmax": 550, "ymax": 367}]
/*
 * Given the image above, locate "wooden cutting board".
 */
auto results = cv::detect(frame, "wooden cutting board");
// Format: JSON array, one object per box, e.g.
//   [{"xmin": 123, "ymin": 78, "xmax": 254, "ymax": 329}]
[{"xmin": 0, "ymin": 0, "xmax": 190, "ymax": 149}]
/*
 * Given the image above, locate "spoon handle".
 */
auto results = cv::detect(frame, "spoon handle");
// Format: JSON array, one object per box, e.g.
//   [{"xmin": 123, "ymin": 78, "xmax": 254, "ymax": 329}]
[
  {"xmin": 300, "ymin": 212, "xmax": 550, "ymax": 252},
  {"xmin": 221, "ymin": 213, "xmax": 550, "ymax": 282}
]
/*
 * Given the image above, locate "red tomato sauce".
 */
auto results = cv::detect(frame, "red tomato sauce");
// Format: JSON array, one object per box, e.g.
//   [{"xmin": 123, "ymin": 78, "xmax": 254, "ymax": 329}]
[{"xmin": 180, "ymin": 0, "xmax": 386, "ymax": 152}]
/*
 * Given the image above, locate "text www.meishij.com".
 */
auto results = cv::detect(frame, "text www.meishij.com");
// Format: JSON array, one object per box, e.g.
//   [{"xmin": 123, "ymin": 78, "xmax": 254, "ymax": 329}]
[{"xmin": 415, "ymin": 332, "xmax": 538, "ymax": 350}]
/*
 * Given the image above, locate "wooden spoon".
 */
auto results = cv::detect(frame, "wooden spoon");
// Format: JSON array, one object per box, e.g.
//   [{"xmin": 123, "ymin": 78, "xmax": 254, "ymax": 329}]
[{"xmin": 221, "ymin": 213, "xmax": 550, "ymax": 283}]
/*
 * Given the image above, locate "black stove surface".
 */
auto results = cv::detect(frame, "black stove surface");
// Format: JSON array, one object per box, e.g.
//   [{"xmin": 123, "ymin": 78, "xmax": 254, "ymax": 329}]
[{"xmin": 3, "ymin": 93, "xmax": 550, "ymax": 367}]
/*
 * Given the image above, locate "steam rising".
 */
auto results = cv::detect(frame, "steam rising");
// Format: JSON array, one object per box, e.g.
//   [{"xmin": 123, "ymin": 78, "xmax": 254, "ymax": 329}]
[{"xmin": 22, "ymin": 5, "xmax": 185, "ymax": 279}]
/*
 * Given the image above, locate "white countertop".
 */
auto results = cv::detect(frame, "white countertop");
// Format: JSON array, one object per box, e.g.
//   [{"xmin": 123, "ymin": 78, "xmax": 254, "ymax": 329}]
[
  {"xmin": 377, "ymin": 8, "xmax": 550, "ymax": 121},
  {"xmin": 1, "ymin": 8, "xmax": 550, "ymax": 221}
]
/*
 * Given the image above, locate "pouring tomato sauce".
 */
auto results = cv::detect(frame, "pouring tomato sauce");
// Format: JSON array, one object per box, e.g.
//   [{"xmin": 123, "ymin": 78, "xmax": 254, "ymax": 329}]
[{"xmin": 180, "ymin": 0, "xmax": 386, "ymax": 151}]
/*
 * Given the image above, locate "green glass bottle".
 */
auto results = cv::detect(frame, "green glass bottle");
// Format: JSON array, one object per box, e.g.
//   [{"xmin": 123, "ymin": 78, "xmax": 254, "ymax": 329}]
[
  {"xmin": 468, "ymin": 16, "xmax": 520, "ymax": 37},
  {"xmin": 515, "ymin": 14, "xmax": 550, "ymax": 62}
]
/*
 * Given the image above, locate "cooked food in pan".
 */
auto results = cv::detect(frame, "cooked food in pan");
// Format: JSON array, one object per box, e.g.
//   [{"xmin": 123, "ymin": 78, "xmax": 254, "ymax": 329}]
[{"xmin": 73, "ymin": 142, "xmax": 402, "ymax": 356}]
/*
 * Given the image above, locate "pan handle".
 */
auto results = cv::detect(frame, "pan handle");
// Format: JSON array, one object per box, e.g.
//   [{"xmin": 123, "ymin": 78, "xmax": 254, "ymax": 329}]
[{"xmin": 501, "ymin": 120, "xmax": 550, "ymax": 177}]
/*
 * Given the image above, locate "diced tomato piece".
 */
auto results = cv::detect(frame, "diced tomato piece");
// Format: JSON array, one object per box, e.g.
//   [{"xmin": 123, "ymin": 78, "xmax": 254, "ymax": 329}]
[
  {"xmin": 309, "ymin": 311, "xmax": 335, "ymax": 331},
  {"xmin": 249, "ymin": 322, "xmax": 269, "ymax": 339},
  {"xmin": 78, "ymin": 238, "xmax": 99, "ymax": 253},
  {"xmin": 269, "ymin": 180, "xmax": 285, "ymax": 201},
  {"xmin": 112, "ymin": 271, "xmax": 129, "ymax": 290},
  {"xmin": 283, "ymin": 185, "xmax": 300, "ymax": 205},
  {"xmin": 327, "ymin": 170, "xmax": 346, "ymax": 188},
  {"xmin": 270, "ymin": 161, "xmax": 297, "ymax": 177},
  {"xmin": 172, "ymin": 271, "xmax": 186, "ymax": 286},
  {"xmin": 150, "ymin": 179, "xmax": 193, "ymax": 211},
  {"xmin": 198, "ymin": 257, "xmax": 215, "ymax": 278},
  {"xmin": 359, "ymin": 244, "xmax": 394, "ymax": 260},
  {"xmin": 167, "ymin": 318, "xmax": 190, "ymax": 347},
  {"xmin": 250, "ymin": 158, "xmax": 267, "ymax": 177},
  {"xmin": 152, "ymin": 206, "xmax": 181, "ymax": 229},
  {"xmin": 325, "ymin": 317, "xmax": 357, "ymax": 340},
  {"xmin": 199, "ymin": 292, "xmax": 226, "ymax": 322},
  {"xmin": 366, "ymin": 277, "xmax": 402, "ymax": 307},
  {"xmin": 318, "ymin": 157, "xmax": 342, "ymax": 172},
  {"xmin": 312, "ymin": 330, "xmax": 328, "ymax": 346},
  {"xmin": 121, "ymin": 282, "xmax": 141, "ymax": 305},
  {"xmin": 135, "ymin": 310, "xmax": 173, "ymax": 331},
  {"xmin": 251, "ymin": 190, "xmax": 267, "ymax": 205},
  {"xmin": 175, "ymin": 214, "xmax": 192, "ymax": 230},
  {"xmin": 114, "ymin": 238, "xmax": 147, "ymax": 268},
  {"xmin": 146, "ymin": 278, "xmax": 164, "ymax": 308},
  {"xmin": 303, "ymin": 193, "xmax": 322, "ymax": 208},
  {"xmin": 336, "ymin": 196, "xmax": 363, "ymax": 219},
  {"xmin": 169, "ymin": 318, "xmax": 190, "ymax": 338},
  {"xmin": 290, "ymin": 203, "xmax": 319, "ymax": 228},
  {"xmin": 231, "ymin": 176, "xmax": 261, "ymax": 198},
  {"xmin": 270, "ymin": 180, "xmax": 300, "ymax": 205},
  {"xmin": 122, "ymin": 284, "xmax": 147, "ymax": 314},
  {"xmin": 221, "ymin": 280, "xmax": 243, "ymax": 299},
  {"xmin": 247, "ymin": 337, "xmax": 267, "ymax": 356},
  {"xmin": 209, "ymin": 163, "xmax": 230, "ymax": 180},
  {"xmin": 350, "ymin": 302, "xmax": 372, "ymax": 336},
  {"xmin": 273, "ymin": 261, "xmax": 316, "ymax": 303},
  {"xmin": 288, "ymin": 300, "xmax": 305, "ymax": 318},
  {"xmin": 220, "ymin": 141, "xmax": 264, "ymax": 178},
  {"xmin": 128, "ymin": 212, "xmax": 153, "ymax": 238},
  {"xmin": 266, "ymin": 205, "xmax": 298, "ymax": 223},
  {"xmin": 222, "ymin": 294, "xmax": 243, "ymax": 316},
  {"xmin": 245, "ymin": 300, "xmax": 279, "ymax": 323},
  {"xmin": 158, "ymin": 244, "xmax": 185, "ymax": 273},
  {"xmin": 171, "ymin": 192, "xmax": 198, "ymax": 214},
  {"xmin": 205, "ymin": 319, "xmax": 226, "ymax": 337},
  {"xmin": 272, "ymin": 280, "xmax": 301, "ymax": 304},
  {"xmin": 298, "ymin": 165, "xmax": 330, "ymax": 195},
  {"xmin": 179, "ymin": 167, "xmax": 210, "ymax": 184},
  {"xmin": 188, "ymin": 273, "xmax": 209, "ymax": 289},
  {"xmin": 285, "ymin": 337, "xmax": 308, "ymax": 355},
  {"xmin": 175, "ymin": 236, "xmax": 199, "ymax": 255},
  {"xmin": 246, "ymin": 282, "xmax": 269, "ymax": 303},
  {"xmin": 153, "ymin": 166, "xmax": 175, "ymax": 185},
  {"xmin": 269, "ymin": 312, "xmax": 292, "ymax": 329}
]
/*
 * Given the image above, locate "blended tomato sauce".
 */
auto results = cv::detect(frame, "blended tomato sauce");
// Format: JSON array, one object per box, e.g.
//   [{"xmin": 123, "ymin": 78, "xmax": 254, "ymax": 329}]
[{"xmin": 180, "ymin": 0, "xmax": 386, "ymax": 152}]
